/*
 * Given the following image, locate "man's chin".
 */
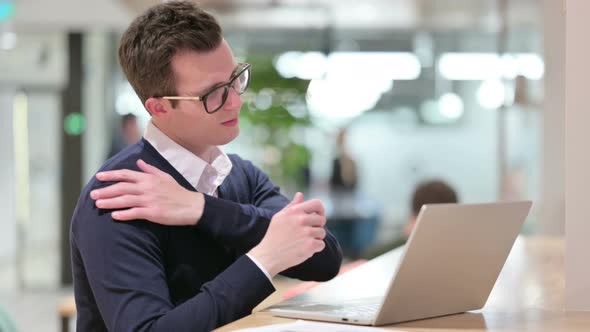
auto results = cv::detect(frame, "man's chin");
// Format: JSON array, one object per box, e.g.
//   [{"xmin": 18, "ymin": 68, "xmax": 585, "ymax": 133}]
[{"xmin": 215, "ymin": 127, "xmax": 240, "ymax": 146}]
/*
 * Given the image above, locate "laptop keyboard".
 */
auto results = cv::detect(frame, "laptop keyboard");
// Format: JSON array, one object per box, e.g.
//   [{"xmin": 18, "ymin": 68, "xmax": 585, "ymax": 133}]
[
  {"xmin": 294, "ymin": 302, "xmax": 380, "ymax": 318},
  {"xmin": 329, "ymin": 303, "xmax": 380, "ymax": 317}
]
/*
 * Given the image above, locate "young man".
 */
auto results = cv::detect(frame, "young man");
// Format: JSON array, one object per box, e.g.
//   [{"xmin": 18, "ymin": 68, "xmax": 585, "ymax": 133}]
[
  {"xmin": 404, "ymin": 180, "xmax": 458, "ymax": 237},
  {"xmin": 70, "ymin": 2, "xmax": 342, "ymax": 331},
  {"xmin": 362, "ymin": 179, "xmax": 459, "ymax": 259}
]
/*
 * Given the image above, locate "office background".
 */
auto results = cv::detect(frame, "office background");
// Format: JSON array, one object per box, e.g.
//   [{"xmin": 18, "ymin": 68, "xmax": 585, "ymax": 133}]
[{"xmin": 0, "ymin": 0, "xmax": 569, "ymax": 331}]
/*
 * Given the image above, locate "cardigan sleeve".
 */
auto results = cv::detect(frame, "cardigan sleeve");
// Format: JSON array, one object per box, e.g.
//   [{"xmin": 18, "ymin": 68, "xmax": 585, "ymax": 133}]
[{"xmin": 196, "ymin": 156, "xmax": 343, "ymax": 281}]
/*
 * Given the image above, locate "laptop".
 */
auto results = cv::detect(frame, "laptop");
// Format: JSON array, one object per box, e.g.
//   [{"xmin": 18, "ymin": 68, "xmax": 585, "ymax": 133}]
[{"xmin": 269, "ymin": 201, "xmax": 532, "ymax": 326}]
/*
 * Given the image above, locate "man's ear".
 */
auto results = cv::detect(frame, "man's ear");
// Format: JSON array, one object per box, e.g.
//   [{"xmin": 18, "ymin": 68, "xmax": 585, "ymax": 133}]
[{"xmin": 145, "ymin": 98, "xmax": 170, "ymax": 118}]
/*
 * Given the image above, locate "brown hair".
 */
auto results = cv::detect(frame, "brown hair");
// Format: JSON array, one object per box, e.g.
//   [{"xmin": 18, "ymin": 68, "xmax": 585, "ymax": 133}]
[
  {"xmin": 118, "ymin": 1, "xmax": 223, "ymax": 106},
  {"xmin": 411, "ymin": 180, "xmax": 458, "ymax": 216}
]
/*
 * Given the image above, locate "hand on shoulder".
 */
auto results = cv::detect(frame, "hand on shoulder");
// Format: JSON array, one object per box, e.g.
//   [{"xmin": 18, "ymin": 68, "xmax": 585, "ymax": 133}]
[{"xmin": 91, "ymin": 159, "xmax": 205, "ymax": 226}]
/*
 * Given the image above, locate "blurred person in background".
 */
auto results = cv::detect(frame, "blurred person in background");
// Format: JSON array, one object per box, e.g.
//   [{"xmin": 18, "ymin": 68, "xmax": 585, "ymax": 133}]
[
  {"xmin": 328, "ymin": 127, "xmax": 379, "ymax": 258},
  {"xmin": 363, "ymin": 179, "xmax": 459, "ymax": 259},
  {"xmin": 70, "ymin": 2, "xmax": 342, "ymax": 331},
  {"xmin": 330, "ymin": 128, "xmax": 358, "ymax": 192},
  {"xmin": 108, "ymin": 113, "xmax": 142, "ymax": 158},
  {"xmin": 404, "ymin": 180, "xmax": 459, "ymax": 237}
]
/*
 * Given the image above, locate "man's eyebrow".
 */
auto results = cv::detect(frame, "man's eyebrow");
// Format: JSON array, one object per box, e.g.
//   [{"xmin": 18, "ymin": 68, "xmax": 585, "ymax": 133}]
[
  {"xmin": 187, "ymin": 64, "xmax": 240, "ymax": 96},
  {"xmin": 188, "ymin": 81, "xmax": 225, "ymax": 96}
]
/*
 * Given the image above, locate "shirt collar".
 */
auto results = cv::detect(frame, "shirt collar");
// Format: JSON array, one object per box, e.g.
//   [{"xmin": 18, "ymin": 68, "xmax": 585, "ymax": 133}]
[{"xmin": 143, "ymin": 121, "xmax": 232, "ymax": 193}]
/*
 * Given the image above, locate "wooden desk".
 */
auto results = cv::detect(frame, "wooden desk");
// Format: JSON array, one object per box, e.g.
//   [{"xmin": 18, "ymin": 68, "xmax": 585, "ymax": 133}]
[{"xmin": 217, "ymin": 236, "xmax": 590, "ymax": 331}]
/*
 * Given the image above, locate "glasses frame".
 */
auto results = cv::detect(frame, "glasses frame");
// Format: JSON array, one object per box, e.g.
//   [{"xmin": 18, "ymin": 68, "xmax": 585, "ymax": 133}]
[{"xmin": 161, "ymin": 62, "xmax": 251, "ymax": 114}]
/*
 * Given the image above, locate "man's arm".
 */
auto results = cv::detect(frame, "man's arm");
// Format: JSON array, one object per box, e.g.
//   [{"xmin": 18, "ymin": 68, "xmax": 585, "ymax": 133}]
[
  {"xmin": 91, "ymin": 159, "xmax": 343, "ymax": 281},
  {"xmin": 72, "ymin": 204, "xmax": 274, "ymax": 332},
  {"xmin": 198, "ymin": 158, "xmax": 342, "ymax": 281}
]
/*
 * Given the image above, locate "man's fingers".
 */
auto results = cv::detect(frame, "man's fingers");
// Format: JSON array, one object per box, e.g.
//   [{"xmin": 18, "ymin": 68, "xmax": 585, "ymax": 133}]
[
  {"xmin": 90, "ymin": 182, "xmax": 141, "ymax": 200},
  {"xmin": 137, "ymin": 159, "xmax": 168, "ymax": 178},
  {"xmin": 309, "ymin": 227, "xmax": 326, "ymax": 240},
  {"xmin": 313, "ymin": 239, "xmax": 326, "ymax": 252},
  {"xmin": 292, "ymin": 199, "xmax": 325, "ymax": 216},
  {"xmin": 96, "ymin": 195, "xmax": 143, "ymax": 210},
  {"xmin": 286, "ymin": 192, "xmax": 304, "ymax": 208},
  {"xmin": 96, "ymin": 169, "xmax": 144, "ymax": 183},
  {"xmin": 112, "ymin": 207, "xmax": 151, "ymax": 221},
  {"xmin": 300, "ymin": 214, "xmax": 326, "ymax": 227}
]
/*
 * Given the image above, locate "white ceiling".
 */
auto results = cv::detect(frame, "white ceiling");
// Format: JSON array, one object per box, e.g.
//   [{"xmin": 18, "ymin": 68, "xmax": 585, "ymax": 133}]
[
  {"xmin": 13, "ymin": 0, "xmax": 134, "ymax": 31},
  {"xmin": 10, "ymin": 0, "xmax": 541, "ymax": 31}
]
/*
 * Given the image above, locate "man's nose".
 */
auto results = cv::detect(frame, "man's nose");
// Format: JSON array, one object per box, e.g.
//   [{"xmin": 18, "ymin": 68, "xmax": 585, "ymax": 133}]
[{"xmin": 223, "ymin": 87, "xmax": 242, "ymax": 111}]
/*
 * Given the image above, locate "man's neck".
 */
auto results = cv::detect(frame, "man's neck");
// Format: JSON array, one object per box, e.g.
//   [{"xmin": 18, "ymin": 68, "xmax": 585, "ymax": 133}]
[{"xmin": 150, "ymin": 121, "xmax": 215, "ymax": 163}]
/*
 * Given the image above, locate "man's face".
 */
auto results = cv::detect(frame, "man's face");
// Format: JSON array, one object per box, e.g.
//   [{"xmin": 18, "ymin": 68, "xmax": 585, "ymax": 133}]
[{"xmin": 153, "ymin": 39, "xmax": 243, "ymax": 156}]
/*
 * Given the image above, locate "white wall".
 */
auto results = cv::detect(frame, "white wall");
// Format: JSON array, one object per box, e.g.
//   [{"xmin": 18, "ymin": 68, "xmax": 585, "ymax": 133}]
[
  {"xmin": 14, "ymin": 0, "xmax": 132, "ymax": 30},
  {"xmin": 0, "ymin": 32, "xmax": 65, "ymax": 287},
  {"xmin": 540, "ymin": 0, "xmax": 565, "ymax": 236},
  {"xmin": 83, "ymin": 32, "xmax": 114, "ymax": 182},
  {"xmin": 0, "ymin": 89, "xmax": 16, "ymax": 264},
  {"xmin": 24, "ymin": 91, "xmax": 62, "ymax": 287},
  {"xmin": 0, "ymin": 33, "xmax": 67, "ymax": 87},
  {"xmin": 344, "ymin": 86, "xmax": 500, "ymax": 228},
  {"xmin": 565, "ymin": 0, "xmax": 590, "ymax": 311}
]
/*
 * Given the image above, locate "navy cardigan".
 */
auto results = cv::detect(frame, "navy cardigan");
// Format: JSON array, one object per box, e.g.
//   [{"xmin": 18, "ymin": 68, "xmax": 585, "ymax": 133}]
[{"xmin": 70, "ymin": 139, "xmax": 342, "ymax": 331}]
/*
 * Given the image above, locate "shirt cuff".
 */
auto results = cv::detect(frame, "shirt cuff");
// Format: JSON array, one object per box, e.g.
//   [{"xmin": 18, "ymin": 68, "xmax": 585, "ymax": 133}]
[{"xmin": 246, "ymin": 253, "xmax": 273, "ymax": 282}]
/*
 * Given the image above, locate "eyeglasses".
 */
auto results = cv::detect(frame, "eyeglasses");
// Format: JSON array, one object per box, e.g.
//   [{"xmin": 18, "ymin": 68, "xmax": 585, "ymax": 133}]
[{"xmin": 161, "ymin": 63, "xmax": 251, "ymax": 114}]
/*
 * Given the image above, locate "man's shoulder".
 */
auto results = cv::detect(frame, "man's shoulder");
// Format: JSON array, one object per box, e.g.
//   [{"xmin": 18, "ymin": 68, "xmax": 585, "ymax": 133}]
[
  {"xmin": 227, "ymin": 153, "xmax": 258, "ymax": 173},
  {"xmin": 71, "ymin": 140, "xmax": 160, "ymax": 235},
  {"xmin": 226, "ymin": 153, "xmax": 245, "ymax": 164},
  {"xmin": 83, "ymin": 141, "xmax": 147, "ymax": 196},
  {"xmin": 101, "ymin": 139, "xmax": 152, "ymax": 172}
]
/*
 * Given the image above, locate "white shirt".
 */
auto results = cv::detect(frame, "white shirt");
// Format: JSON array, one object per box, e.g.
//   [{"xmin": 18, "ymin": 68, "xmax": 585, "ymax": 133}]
[{"xmin": 144, "ymin": 121, "xmax": 272, "ymax": 281}]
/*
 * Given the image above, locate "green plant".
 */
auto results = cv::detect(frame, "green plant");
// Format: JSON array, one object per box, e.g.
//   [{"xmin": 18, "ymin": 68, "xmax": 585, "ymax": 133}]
[{"xmin": 240, "ymin": 54, "xmax": 312, "ymax": 191}]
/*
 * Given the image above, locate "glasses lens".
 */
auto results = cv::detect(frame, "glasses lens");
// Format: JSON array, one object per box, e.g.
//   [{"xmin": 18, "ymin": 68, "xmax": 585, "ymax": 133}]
[
  {"xmin": 232, "ymin": 66, "xmax": 250, "ymax": 94},
  {"xmin": 203, "ymin": 64, "xmax": 250, "ymax": 113},
  {"xmin": 205, "ymin": 86, "xmax": 228, "ymax": 113}
]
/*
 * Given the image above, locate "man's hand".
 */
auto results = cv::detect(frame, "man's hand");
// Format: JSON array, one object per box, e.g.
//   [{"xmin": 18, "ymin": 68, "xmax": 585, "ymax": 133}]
[
  {"xmin": 248, "ymin": 193, "xmax": 327, "ymax": 277},
  {"xmin": 90, "ymin": 159, "xmax": 204, "ymax": 226}
]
